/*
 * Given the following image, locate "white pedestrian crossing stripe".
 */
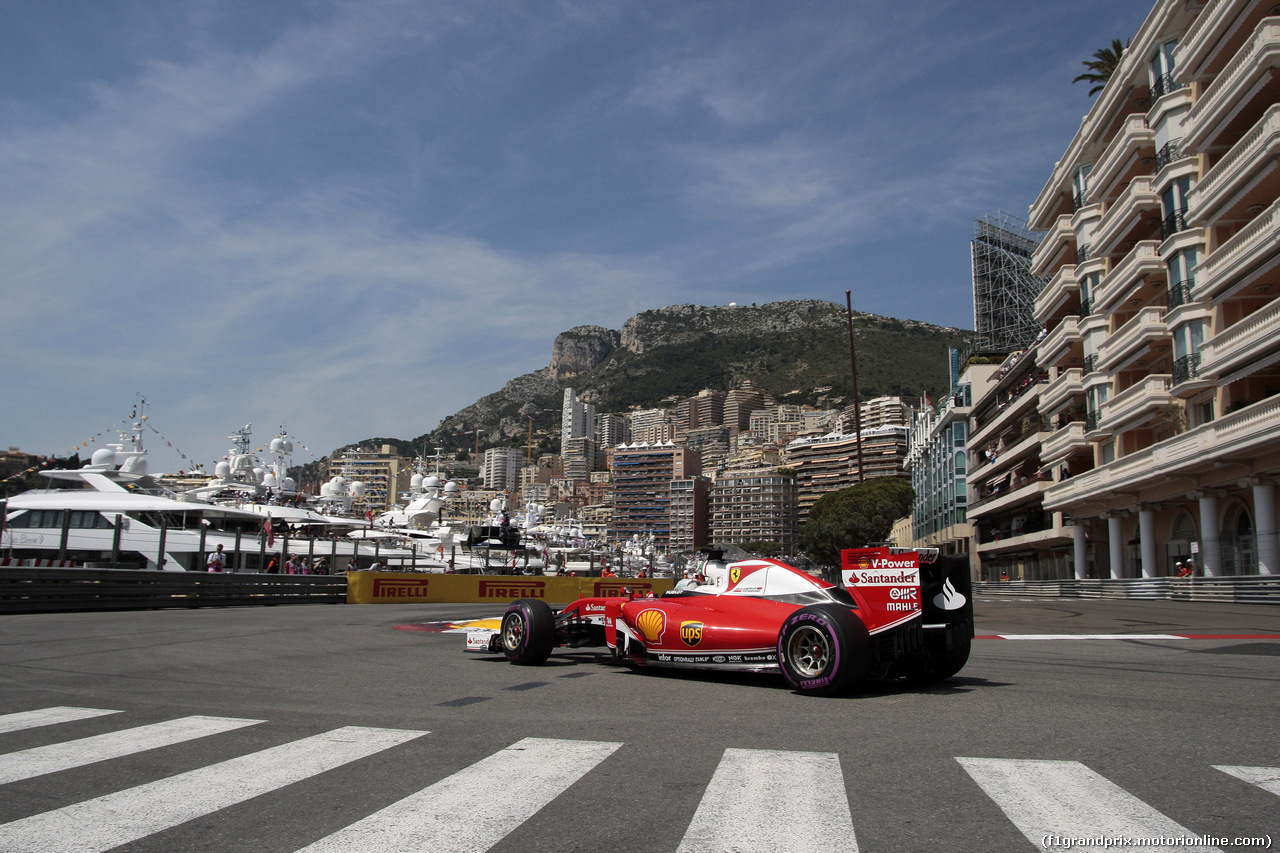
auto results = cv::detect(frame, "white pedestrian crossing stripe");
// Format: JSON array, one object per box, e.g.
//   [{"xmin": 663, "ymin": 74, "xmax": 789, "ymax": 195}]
[
  {"xmin": 0, "ymin": 725, "xmax": 428, "ymax": 853},
  {"xmin": 1214, "ymin": 764, "xmax": 1280, "ymax": 796},
  {"xmin": 0, "ymin": 707, "xmax": 120, "ymax": 734},
  {"xmin": 0, "ymin": 715, "xmax": 263, "ymax": 784},
  {"xmin": 0, "ymin": 707, "xmax": 1267, "ymax": 853},
  {"xmin": 677, "ymin": 748, "xmax": 858, "ymax": 853},
  {"xmin": 295, "ymin": 737, "xmax": 621, "ymax": 853},
  {"xmin": 957, "ymin": 757, "xmax": 1224, "ymax": 853}
]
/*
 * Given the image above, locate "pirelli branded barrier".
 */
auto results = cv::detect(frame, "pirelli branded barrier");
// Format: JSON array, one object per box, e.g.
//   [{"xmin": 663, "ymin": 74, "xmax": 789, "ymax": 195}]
[{"xmin": 347, "ymin": 572, "xmax": 675, "ymax": 605}]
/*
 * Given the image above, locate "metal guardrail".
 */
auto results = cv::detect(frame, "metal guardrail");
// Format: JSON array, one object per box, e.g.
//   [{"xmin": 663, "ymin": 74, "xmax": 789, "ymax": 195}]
[
  {"xmin": 0, "ymin": 568, "xmax": 347, "ymax": 614},
  {"xmin": 975, "ymin": 576, "xmax": 1280, "ymax": 605}
]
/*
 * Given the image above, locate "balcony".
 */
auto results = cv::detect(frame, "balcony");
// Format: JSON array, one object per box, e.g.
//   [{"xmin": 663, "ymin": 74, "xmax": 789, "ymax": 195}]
[
  {"xmin": 1188, "ymin": 105, "xmax": 1280, "ymax": 226},
  {"xmin": 1088, "ymin": 115, "xmax": 1155, "ymax": 203},
  {"xmin": 1039, "ymin": 368, "xmax": 1084, "ymax": 416},
  {"xmin": 1093, "ymin": 241, "xmax": 1164, "ymax": 314},
  {"xmin": 1044, "ymin": 395, "xmax": 1280, "ymax": 513},
  {"xmin": 1034, "ymin": 264, "xmax": 1080, "ymax": 323},
  {"xmin": 1096, "ymin": 306, "xmax": 1169, "ymax": 372},
  {"xmin": 1171, "ymin": 351, "xmax": 1215, "ymax": 396},
  {"xmin": 1092, "ymin": 177, "xmax": 1160, "ymax": 260},
  {"xmin": 1031, "ymin": 214, "xmax": 1076, "ymax": 276},
  {"xmin": 1199, "ymin": 296, "xmax": 1280, "ymax": 385},
  {"xmin": 1183, "ymin": 18, "xmax": 1280, "ymax": 151},
  {"xmin": 1040, "ymin": 422, "xmax": 1090, "ymax": 468},
  {"xmin": 1100, "ymin": 374, "xmax": 1174, "ymax": 433},
  {"xmin": 1037, "ymin": 316, "xmax": 1083, "ymax": 368},
  {"xmin": 970, "ymin": 378, "xmax": 1045, "ymax": 447},
  {"xmin": 1196, "ymin": 198, "xmax": 1280, "ymax": 303},
  {"xmin": 970, "ymin": 475, "xmax": 1054, "ymax": 519}
]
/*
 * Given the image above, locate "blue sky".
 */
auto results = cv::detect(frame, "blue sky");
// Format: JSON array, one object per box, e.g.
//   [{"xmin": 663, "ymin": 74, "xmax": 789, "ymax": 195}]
[{"xmin": 1, "ymin": 0, "xmax": 1152, "ymax": 473}]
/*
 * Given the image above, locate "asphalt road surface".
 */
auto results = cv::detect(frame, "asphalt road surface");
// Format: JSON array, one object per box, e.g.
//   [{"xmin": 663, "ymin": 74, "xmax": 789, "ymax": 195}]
[{"xmin": 0, "ymin": 596, "xmax": 1277, "ymax": 852}]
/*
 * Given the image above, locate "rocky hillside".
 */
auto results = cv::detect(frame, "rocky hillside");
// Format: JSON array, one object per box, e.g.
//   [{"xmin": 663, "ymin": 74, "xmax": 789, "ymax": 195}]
[{"xmin": 398, "ymin": 299, "xmax": 970, "ymax": 460}]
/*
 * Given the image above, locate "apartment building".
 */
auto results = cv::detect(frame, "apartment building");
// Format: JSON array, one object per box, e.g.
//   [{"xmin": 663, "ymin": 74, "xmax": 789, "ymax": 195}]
[
  {"xmin": 906, "ymin": 364, "xmax": 999, "ymax": 562},
  {"xmin": 785, "ymin": 425, "xmax": 909, "ymax": 521},
  {"xmin": 669, "ymin": 477, "xmax": 711, "ymax": 554},
  {"xmin": 709, "ymin": 468, "xmax": 798, "ymax": 553},
  {"xmin": 610, "ymin": 442, "xmax": 702, "ymax": 549},
  {"xmin": 1029, "ymin": 0, "xmax": 1280, "ymax": 577},
  {"xmin": 481, "ymin": 446, "xmax": 524, "ymax": 492}
]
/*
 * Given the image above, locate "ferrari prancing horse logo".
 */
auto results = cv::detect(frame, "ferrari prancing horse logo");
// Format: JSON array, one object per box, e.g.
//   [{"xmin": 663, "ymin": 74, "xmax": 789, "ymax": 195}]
[
  {"xmin": 680, "ymin": 621, "xmax": 704, "ymax": 646},
  {"xmin": 729, "ymin": 567, "xmax": 741, "ymax": 584}
]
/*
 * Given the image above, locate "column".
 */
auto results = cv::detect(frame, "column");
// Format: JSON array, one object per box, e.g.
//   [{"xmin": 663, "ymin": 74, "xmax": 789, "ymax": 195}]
[
  {"xmin": 1108, "ymin": 515, "xmax": 1124, "ymax": 579},
  {"xmin": 1253, "ymin": 482, "xmax": 1277, "ymax": 576},
  {"xmin": 1198, "ymin": 492, "xmax": 1221, "ymax": 577},
  {"xmin": 1073, "ymin": 523, "xmax": 1087, "ymax": 579},
  {"xmin": 1139, "ymin": 508, "xmax": 1157, "ymax": 578}
]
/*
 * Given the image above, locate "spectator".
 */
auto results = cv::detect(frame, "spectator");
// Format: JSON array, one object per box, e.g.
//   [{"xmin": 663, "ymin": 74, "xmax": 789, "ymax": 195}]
[{"xmin": 206, "ymin": 544, "xmax": 226, "ymax": 573}]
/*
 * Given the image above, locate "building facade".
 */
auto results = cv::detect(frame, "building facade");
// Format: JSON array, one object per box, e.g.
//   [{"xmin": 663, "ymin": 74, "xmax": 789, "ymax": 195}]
[
  {"xmin": 1028, "ymin": 0, "xmax": 1280, "ymax": 577},
  {"xmin": 609, "ymin": 442, "xmax": 702, "ymax": 549},
  {"xmin": 709, "ymin": 468, "xmax": 799, "ymax": 554}
]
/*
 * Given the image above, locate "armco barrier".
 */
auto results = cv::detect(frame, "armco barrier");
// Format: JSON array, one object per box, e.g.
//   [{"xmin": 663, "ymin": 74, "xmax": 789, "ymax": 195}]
[
  {"xmin": 346, "ymin": 572, "xmax": 674, "ymax": 604},
  {"xmin": 975, "ymin": 576, "xmax": 1280, "ymax": 604},
  {"xmin": 0, "ymin": 568, "xmax": 347, "ymax": 614}
]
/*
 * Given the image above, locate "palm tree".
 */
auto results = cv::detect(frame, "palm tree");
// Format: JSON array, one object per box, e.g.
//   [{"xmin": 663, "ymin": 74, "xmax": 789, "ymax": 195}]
[{"xmin": 1073, "ymin": 39, "xmax": 1128, "ymax": 97}]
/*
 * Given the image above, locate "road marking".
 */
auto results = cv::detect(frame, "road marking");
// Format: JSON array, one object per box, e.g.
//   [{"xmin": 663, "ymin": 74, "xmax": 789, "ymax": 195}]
[
  {"xmin": 0, "ymin": 726, "xmax": 427, "ymax": 853},
  {"xmin": 957, "ymin": 757, "xmax": 1223, "ymax": 853},
  {"xmin": 1214, "ymin": 765, "xmax": 1280, "ymax": 796},
  {"xmin": 0, "ymin": 715, "xmax": 264, "ymax": 784},
  {"xmin": 677, "ymin": 748, "xmax": 858, "ymax": 853},
  {"xmin": 0, "ymin": 707, "xmax": 121, "ymax": 735},
  {"xmin": 295, "ymin": 737, "xmax": 621, "ymax": 853}
]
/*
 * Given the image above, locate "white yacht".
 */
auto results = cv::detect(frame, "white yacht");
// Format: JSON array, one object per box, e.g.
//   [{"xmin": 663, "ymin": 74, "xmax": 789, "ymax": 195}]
[{"xmin": 1, "ymin": 408, "xmax": 409, "ymax": 572}]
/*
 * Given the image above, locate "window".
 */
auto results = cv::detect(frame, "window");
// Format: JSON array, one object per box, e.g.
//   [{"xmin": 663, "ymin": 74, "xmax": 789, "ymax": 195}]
[
  {"xmin": 1073, "ymin": 164, "xmax": 1093, "ymax": 209},
  {"xmin": 1161, "ymin": 176, "xmax": 1193, "ymax": 238},
  {"xmin": 1166, "ymin": 247, "xmax": 1200, "ymax": 307},
  {"xmin": 1149, "ymin": 40, "xmax": 1181, "ymax": 100},
  {"xmin": 1080, "ymin": 271, "xmax": 1100, "ymax": 316}
]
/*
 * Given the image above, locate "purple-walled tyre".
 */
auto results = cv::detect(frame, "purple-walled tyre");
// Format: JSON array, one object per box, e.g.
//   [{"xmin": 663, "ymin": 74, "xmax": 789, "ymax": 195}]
[
  {"xmin": 502, "ymin": 598, "xmax": 555, "ymax": 665},
  {"xmin": 777, "ymin": 605, "xmax": 870, "ymax": 696}
]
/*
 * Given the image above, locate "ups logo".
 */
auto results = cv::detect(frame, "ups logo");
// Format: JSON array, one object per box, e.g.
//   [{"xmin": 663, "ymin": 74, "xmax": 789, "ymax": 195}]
[{"xmin": 680, "ymin": 621, "xmax": 704, "ymax": 647}]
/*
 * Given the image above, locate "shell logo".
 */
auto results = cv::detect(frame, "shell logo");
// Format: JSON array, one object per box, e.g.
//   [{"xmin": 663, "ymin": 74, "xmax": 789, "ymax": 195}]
[
  {"xmin": 857, "ymin": 556, "xmax": 873, "ymax": 570},
  {"xmin": 635, "ymin": 609, "xmax": 666, "ymax": 643}
]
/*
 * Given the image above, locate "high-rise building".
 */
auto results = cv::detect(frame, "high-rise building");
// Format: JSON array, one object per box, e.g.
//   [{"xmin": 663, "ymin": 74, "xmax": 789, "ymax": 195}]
[
  {"xmin": 724, "ymin": 380, "xmax": 776, "ymax": 433},
  {"xmin": 676, "ymin": 390, "xmax": 726, "ymax": 438},
  {"xmin": 709, "ymin": 468, "xmax": 798, "ymax": 553},
  {"xmin": 784, "ymin": 426, "xmax": 909, "ymax": 520},
  {"xmin": 561, "ymin": 388, "xmax": 596, "ymax": 452},
  {"xmin": 630, "ymin": 407, "xmax": 676, "ymax": 444},
  {"xmin": 610, "ymin": 442, "xmax": 701, "ymax": 549},
  {"xmin": 1026, "ymin": 0, "xmax": 1280, "ymax": 578},
  {"xmin": 669, "ymin": 478, "xmax": 710, "ymax": 554},
  {"xmin": 596, "ymin": 412, "xmax": 631, "ymax": 449},
  {"xmin": 481, "ymin": 447, "xmax": 524, "ymax": 492}
]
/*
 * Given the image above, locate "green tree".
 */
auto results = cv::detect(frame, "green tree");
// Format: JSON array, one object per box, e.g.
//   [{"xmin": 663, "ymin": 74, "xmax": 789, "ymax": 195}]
[
  {"xmin": 1073, "ymin": 39, "xmax": 1127, "ymax": 97},
  {"xmin": 740, "ymin": 541, "xmax": 783, "ymax": 558},
  {"xmin": 799, "ymin": 478, "xmax": 915, "ymax": 566}
]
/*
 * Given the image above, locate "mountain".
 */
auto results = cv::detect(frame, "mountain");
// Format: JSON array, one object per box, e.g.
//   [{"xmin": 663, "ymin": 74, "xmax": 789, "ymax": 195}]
[{"xmin": 389, "ymin": 299, "xmax": 971, "ymax": 462}]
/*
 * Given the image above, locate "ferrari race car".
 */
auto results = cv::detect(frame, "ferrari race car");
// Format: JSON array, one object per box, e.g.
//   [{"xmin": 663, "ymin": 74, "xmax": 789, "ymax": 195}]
[{"xmin": 466, "ymin": 546, "xmax": 973, "ymax": 696}]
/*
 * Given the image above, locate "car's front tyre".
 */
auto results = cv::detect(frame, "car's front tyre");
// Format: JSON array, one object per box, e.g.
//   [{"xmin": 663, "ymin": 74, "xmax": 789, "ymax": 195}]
[
  {"xmin": 502, "ymin": 598, "xmax": 555, "ymax": 665},
  {"xmin": 776, "ymin": 605, "xmax": 870, "ymax": 696}
]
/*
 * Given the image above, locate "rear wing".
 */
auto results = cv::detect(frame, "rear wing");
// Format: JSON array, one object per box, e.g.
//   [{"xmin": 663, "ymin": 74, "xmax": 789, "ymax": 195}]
[{"xmin": 839, "ymin": 546, "xmax": 923, "ymax": 633}]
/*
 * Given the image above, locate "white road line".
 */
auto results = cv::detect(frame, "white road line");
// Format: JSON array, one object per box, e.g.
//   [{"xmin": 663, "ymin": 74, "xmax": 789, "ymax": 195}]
[
  {"xmin": 957, "ymin": 758, "xmax": 1223, "ymax": 853},
  {"xmin": 993, "ymin": 634, "xmax": 1184, "ymax": 640},
  {"xmin": 0, "ymin": 715, "xmax": 264, "ymax": 784},
  {"xmin": 1214, "ymin": 765, "xmax": 1280, "ymax": 796},
  {"xmin": 295, "ymin": 737, "xmax": 621, "ymax": 853},
  {"xmin": 0, "ymin": 725, "xmax": 427, "ymax": 853},
  {"xmin": 0, "ymin": 707, "xmax": 121, "ymax": 734},
  {"xmin": 677, "ymin": 748, "xmax": 858, "ymax": 853}
]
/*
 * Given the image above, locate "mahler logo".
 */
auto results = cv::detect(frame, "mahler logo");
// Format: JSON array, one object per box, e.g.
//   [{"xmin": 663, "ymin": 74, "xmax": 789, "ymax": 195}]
[{"xmin": 680, "ymin": 621, "xmax": 704, "ymax": 647}]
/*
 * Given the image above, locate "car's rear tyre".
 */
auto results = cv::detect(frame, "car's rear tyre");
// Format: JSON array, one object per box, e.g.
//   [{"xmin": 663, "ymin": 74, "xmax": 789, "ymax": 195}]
[
  {"xmin": 777, "ymin": 605, "xmax": 870, "ymax": 696},
  {"xmin": 502, "ymin": 598, "xmax": 555, "ymax": 665}
]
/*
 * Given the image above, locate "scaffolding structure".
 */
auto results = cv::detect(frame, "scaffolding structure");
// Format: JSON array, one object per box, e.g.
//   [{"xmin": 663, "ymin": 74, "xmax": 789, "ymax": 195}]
[{"xmin": 971, "ymin": 211, "xmax": 1047, "ymax": 351}]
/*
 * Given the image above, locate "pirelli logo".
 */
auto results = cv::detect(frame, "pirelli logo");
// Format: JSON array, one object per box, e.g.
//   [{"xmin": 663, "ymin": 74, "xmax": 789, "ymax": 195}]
[
  {"xmin": 477, "ymin": 580, "xmax": 547, "ymax": 599},
  {"xmin": 372, "ymin": 578, "xmax": 431, "ymax": 599},
  {"xmin": 592, "ymin": 580, "xmax": 654, "ymax": 597}
]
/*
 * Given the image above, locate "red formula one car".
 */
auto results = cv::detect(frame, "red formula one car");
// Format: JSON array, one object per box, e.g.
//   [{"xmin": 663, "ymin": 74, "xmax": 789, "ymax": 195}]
[{"xmin": 467, "ymin": 546, "xmax": 973, "ymax": 695}]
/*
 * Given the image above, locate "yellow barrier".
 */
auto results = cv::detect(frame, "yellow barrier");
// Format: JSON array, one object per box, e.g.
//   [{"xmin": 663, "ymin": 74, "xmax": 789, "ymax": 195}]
[{"xmin": 346, "ymin": 572, "xmax": 674, "ymax": 604}]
